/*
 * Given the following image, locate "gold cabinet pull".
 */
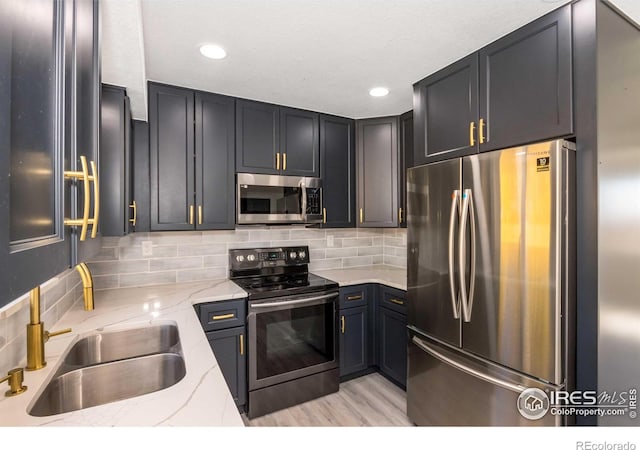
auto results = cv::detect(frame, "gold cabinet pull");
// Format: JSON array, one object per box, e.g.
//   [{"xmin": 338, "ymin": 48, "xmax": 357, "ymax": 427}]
[
  {"xmin": 347, "ymin": 294, "xmax": 362, "ymax": 301},
  {"xmin": 323, "ymin": 207, "xmax": 327, "ymax": 224},
  {"xmin": 469, "ymin": 121, "xmax": 476, "ymax": 147},
  {"xmin": 341, "ymin": 315, "xmax": 345, "ymax": 334},
  {"xmin": 479, "ymin": 118, "xmax": 485, "ymax": 144},
  {"xmin": 189, "ymin": 205, "xmax": 194, "ymax": 225},
  {"xmin": 276, "ymin": 152, "xmax": 280, "ymax": 170},
  {"xmin": 89, "ymin": 160, "xmax": 99, "ymax": 238},
  {"xmin": 212, "ymin": 313, "xmax": 235, "ymax": 321},
  {"xmin": 399, "ymin": 207, "xmax": 403, "ymax": 224},
  {"xmin": 283, "ymin": 152, "xmax": 287, "ymax": 171},
  {"xmin": 239, "ymin": 334, "xmax": 244, "ymax": 356},
  {"xmin": 64, "ymin": 155, "xmax": 91, "ymax": 241},
  {"xmin": 360, "ymin": 208, "xmax": 363, "ymax": 224},
  {"xmin": 129, "ymin": 200, "xmax": 137, "ymax": 226},
  {"xmin": 198, "ymin": 205, "xmax": 203, "ymax": 225},
  {"xmin": 390, "ymin": 298, "xmax": 405, "ymax": 306}
]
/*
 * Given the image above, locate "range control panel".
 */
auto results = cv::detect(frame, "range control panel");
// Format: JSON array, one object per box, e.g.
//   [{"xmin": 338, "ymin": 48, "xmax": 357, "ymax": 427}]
[{"xmin": 229, "ymin": 246, "xmax": 310, "ymax": 271}]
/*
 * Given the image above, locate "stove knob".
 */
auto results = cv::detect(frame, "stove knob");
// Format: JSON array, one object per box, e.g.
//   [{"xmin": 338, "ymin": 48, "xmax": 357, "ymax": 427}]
[
  {"xmin": 235, "ymin": 255, "xmax": 245, "ymax": 262},
  {"xmin": 247, "ymin": 254, "xmax": 256, "ymax": 262},
  {"xmin": 299, "ymin": 250, "xmax": 306, "ymax": 260},
  {"xmin": 289, "ymin": 251, "xmax": 297, "ymax": 260}
]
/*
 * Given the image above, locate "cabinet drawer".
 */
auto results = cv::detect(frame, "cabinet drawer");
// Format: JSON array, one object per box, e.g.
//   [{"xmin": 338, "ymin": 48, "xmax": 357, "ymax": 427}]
[
  {"xmin": 339, "ymin": 285, "xmax": 368, "ymax": 309},
  {"xmin": 379, "ymin": 285, "xmax": 407, "ymax": 314},
  {"xmin": 199, "ymin": 299, "xmax": 246, "ymax": 331}
]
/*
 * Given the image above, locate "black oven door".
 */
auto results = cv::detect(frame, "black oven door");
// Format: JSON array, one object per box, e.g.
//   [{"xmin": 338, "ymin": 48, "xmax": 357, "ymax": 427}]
[{"xmin": 247, "ymin": 291, "xmax": 338, "ymax": 391}]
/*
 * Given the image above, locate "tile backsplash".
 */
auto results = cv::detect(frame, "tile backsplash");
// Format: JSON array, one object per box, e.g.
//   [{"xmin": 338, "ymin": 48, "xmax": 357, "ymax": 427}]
[
  {"xmin": 87, "ymin": 227, "xmax": 407, "ymax": 290},
  {"xmin": 0, "ymin": 268, "xmax": 83, "ymax": 376}
]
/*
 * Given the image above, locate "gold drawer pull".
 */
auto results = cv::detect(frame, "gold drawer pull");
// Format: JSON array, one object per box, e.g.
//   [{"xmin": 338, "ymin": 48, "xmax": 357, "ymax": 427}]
[
  {"xmin": 129, "ymin": 200, "xmax": 137, "ymax": 226},
  {"xmin": 276, "ymin": 152, "xmax": 280, "ymax": 170},
  {"xmin": 341, "ymin": 315, "xmax": 345, "ymax": 334},
  {"xmin": 283, "ymin": 152, "xmax": 287, "ymax": 171},
  {"xmin": 64, "ymin": 156, "xmax": 91, "ymax": 241},
  {"xmin": 323, "ymin": 207, "xmax": 327, "ymax": 224},
  {"xmin": 239, "ymin": 334, "xmax": 244, "ymax": 356},
  {"xmin": 212, "ymin": 313, "xmax": 235, "ymax": 321},
  {"xmin": 198, "ymin": 205, "xmax": 203, "ymax": 225},
  {"xmin": 346, "ymin": 295, "xmax": 362, "ymax": 301},
  {"xmin": 479, "ymin": 118, "xmax": 486, "ymax": 144},
  {"xmin": 390, "ymin": 298, "xmax": 405, "ymax": 306},
  {"xmin": 360, "ymin": 208, "xmax": 363, "ymax": 224},
  {"xmin": 469, "ymin": 121, "xmax": 476, "ymax": 147},
  {"xmin": 89, "ymin": 160, "xmax": 100, "ymax": 238}
]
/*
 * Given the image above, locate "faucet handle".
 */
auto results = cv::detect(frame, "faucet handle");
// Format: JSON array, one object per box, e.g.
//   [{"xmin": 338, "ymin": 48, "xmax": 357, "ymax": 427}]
[
  {"xmin": 44, "ymin": 327, "xmax": 72, "ymax": 342},
  {"xmin": 1, "ymin": 368, "xmax": 28, "ymax": 397}
]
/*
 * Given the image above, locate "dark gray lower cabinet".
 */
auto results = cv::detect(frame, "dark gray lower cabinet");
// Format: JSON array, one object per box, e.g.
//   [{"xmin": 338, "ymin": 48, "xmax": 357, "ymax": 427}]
[
  {"xmin": 206, "ymin": 326, "xmax": 247, "ymax": 408},
  {"xmin": 377, "ymin": 307, "xmax": 407, "ymax": 389},
  {"xmin": 339, "ymin": 305, "xmax": 369, "ymax": 377}
]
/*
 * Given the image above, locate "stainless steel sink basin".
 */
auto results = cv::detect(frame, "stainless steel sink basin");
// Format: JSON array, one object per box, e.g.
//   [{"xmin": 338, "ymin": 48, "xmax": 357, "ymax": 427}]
[
  {"xmin": 29, "ymin": 353, "xmax": 186, "ymax": 417},
  {"xmin": 63, "ymin": 323, "xmax": 180, "ymax": 367},
  {"xmin": 28, "ymin": 322, "xmax": 186, "ymax": 417}
]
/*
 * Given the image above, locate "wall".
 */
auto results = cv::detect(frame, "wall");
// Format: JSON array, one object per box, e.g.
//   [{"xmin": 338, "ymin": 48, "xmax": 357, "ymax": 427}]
[
  {"xmin": 87, "ymin": 227, "xmax": 407, "ymax": 290},
  {"xmin": 0, "ymin": 268, "xmax": 83, "ymax": 376}
]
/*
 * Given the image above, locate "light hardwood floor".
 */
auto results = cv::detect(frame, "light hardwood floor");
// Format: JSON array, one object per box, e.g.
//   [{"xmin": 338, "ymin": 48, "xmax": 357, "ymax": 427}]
[{"xmin": 243, "ymin": 373, "xmax": 414, "ymax": 427}]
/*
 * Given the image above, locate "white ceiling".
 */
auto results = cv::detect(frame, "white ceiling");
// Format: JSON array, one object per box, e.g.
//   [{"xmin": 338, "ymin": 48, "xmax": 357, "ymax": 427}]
[{"xmin": 101, "ymin": 0, "xmax": 640, "ymax": 122}]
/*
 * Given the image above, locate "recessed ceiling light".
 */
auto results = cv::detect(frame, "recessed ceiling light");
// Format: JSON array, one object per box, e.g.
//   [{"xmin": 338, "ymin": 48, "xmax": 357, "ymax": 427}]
[
  {"xmin": 369, "ymin": 87, "xmax": 389, "ymax": 97},
  {"xmin": 199, "ymin": 44, "xmax": 227, "ymax": 60}
]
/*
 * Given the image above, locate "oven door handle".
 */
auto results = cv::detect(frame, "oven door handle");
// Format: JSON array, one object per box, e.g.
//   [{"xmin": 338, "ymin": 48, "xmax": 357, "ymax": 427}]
[{"xmin": 250, "ymin": 293, "xmax": 336, "ymax": 309}]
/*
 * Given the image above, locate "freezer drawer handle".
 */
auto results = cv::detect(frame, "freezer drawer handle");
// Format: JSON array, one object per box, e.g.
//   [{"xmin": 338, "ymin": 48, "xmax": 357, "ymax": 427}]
[
  {"xmin": 448, "ymin": 190, "xmax": 461, "ymax": 319},
  {"xmin": 411, "ymin": 336, "xmax": 526, "ymax": 394},
  {"xmin": 250, "ymin": 293, "xmax": 336, "ymax": 309},
  {"xmin": 459, "ymin": 189, "xmax": 476, "ymax": 323}
]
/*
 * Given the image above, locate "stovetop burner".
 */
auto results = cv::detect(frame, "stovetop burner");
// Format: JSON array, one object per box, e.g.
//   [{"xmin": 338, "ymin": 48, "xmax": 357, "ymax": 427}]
[{"xmin": 228, "ymin": 246, "xmax": 338, "ymax": 300}]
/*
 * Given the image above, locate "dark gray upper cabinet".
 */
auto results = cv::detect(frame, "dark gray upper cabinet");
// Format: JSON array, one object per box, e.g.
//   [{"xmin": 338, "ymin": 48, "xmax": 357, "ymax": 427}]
[
  {"xmin": 100, "ymin": 85, "xmax": 132, "ymax": 237},
  {"xmin": 356, "ymin": 117, "xmax": 399, "ymax": 227},
  {"xmin": 413, "ymin": 55, "xmax": 479, "ymax": 165},
  {"xmin": 195, "ymin": 91, "xmax": 236, "ymax": 230},
  {"xmin": 412, "ymin": 3, "xmax": 572, "ymax": 164},
  {"xmin": 149, "ymin": 83, "xmax": 195, "ymax": 231},
  {"xmin": 236, "ymin": 99, "xmax": 320, "ymax": 176},
  {"xmin": 320, "ymin": 115, "xmax": 355, "ymax": 227},
  {"xmin": 149, "ymin": 83, "xmax": 235, "ymax": 231},
  {"xmin": 236, "ymin": 99, "xmax": 279, "ymax": 174},
  {"xmin": 478, "ymin": 5, "xmax": 572, "ymax": 152},
  {"xmin": 399, "ymin": 111, "xmax": 413, "ymax": 228},
  {"xmin": 132, "ymin": 120, "xmax": 150, "ymax": 232}
]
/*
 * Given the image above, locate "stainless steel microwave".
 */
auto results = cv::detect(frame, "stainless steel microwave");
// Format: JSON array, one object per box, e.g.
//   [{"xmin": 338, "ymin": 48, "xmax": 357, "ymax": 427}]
[{"xmin": 236, "ymin": 173, "xmax": 323, "ymax": 225}]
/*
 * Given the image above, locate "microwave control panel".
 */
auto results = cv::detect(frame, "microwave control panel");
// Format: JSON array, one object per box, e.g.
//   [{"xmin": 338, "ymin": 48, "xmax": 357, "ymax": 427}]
[{"xmin": 306, "ymin": 188, "xmax": 322, "ymax": 215}]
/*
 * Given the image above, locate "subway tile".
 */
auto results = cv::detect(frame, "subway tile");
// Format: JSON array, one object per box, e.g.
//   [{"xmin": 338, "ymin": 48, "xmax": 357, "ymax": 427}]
[
  {"xmin": 324, "ymin": 238, "xmax": 343, "ymax": 249},
  {"xmin": 93, "ymin": 275, "xmax": 120, "ymax": 291},
  {"xmin": 383, "ymin": 237, "xmax": 405, "ymax": 247},
  {"xmin": 0, "ymin": 334, "xmax": 26, "ymax": 376},
  {"xmin": 290, "ymin": 229, "xmax": 326, "ymax": 240},
  {"xmin": 342, "ymin": 256, "xmax": 373, "ymax": 268},
  {"xmin": 177, "ymin": 243, "xmax": 227, "ymax": 257},
  {"xmin": 326, "ymin": 247, "xmax": 357, "ymax": 259},
  {"xmin": 41, "ymin": 304, "xmax": 58, "ymax": 332},
  {"xmin": 64, "ymin": 269, "xmax": 82, "ymax": 292},
  {"xmin": 228, "ymin": 241, "xmax": 270, "ymax": 250},
  {"xmin": 203, "ymin": 255, "xmax": 228, "ymax": 268},
  {"xmin": 326, "ymin": 229, "xmax": 357, "ymax": 238},
  {"xmin": 150, "ymin": 256, "xmax": 203, "ymax": 272},
  {"xmin": 356, "ymin": 229, "xmax": 384, "ymax": 238},
  {"xmin": 5, "ymin": 303, "xmax": 29, "ymax": 342},
  {"xmin": 269, "ymin": 240, "xmax": 308, "ymax": 248},
  {"xmin": 119, "ymin": 271, "xmax": 177, "ymax": 288},
  {"xmin": 307, "ymin": 239, "xmax": 328, "ymax": 249},
  {"xmin": 90, "ymin": 246, "xmax": 119, "ymax": 262},
  {"xmin": 0, "ymin": 319, "xmax": 7, "ymax": 350},
  {"xmin": 202, "ymin": 230, "xmax": 249, "ymax": 243},
  {"xmin": 88, "ymin": 260, "xmax": 149, "ymax": 276},
  {"xmin": 176, "ymin": 267, "xmax": 226, "ymax": 283},
  {"xmin": 342, "ymin": 238, "xmax": 372, "ymax": 248},
  {"xmin": 100, "ymin": 236, "xmax": 121, "ymax": 248},
  {"xmin": 372, "ymin": 255, "xmax": 384, "ymax": 265},
  {"xmin": 372, "ymin": 237, "xmax": 383, "ymax": 246},
  {"xmin": 384, "ymin": 255, "xmax": 407, "ymax": 268},
  {"xmin": 309, "ymin": 248, "xmax": 325, "ymax": 260},
  {"xmin": 309, "ymin": 259, "xmax": 342, "ymax": 270},
  {"xmin": 57, "ymin": 289, "xmax": 78, "ymax": 318},
  {"xmin": 147, "ymin": 232, "xmax": 203, "ymax": 245},
  {"xmin": 358, "ymin": 246, "xmax": 383, "ymax": 256},
  {"xmin": 119, "ymin": 245, "xmax": 177, "ymax": 260},
  {"xmin": 42, "ymin": 278, "xmax": 67, "ymax": 312}
]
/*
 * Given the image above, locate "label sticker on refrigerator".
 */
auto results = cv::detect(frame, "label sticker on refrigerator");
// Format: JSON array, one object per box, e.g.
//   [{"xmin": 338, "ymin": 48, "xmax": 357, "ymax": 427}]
[{"xmin": 536, "ymin": 157, "xmax": 550, "ymax": 172}]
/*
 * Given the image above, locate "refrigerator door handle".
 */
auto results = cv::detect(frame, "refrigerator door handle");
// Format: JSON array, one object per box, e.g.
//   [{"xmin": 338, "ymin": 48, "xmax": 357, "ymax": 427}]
[
  {"xmin": 467, "ymin": 189, "xmax": 477, "ymax": 321},
  {"xmin": 459, "ymin": 188, "xmax": 476, "ymax": 322},
  {"xmin": 448, "ymin": 190, "xmax": 461, "ymax": 319},
  {"xmin": 411, "ymin": 335, "xmax": 527, "ymax": 394}
]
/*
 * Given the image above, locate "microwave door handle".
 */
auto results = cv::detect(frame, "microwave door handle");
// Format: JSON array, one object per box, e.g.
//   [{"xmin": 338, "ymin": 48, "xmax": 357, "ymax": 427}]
[{"xmin": 300, "ymin": 181, "xmax": 307, "ymax": 222}]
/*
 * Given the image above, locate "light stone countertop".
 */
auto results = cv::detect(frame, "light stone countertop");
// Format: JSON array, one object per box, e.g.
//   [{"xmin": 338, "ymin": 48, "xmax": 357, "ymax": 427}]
[
  {"xmin": 0, "ymin": 265, "xmax": 405, "ymax": 426},
  {"xmin": 0, "ymin": 279, "xmax": 247, "ymax": 426},
  {"xmin": 314, "ymin": 265, "xmax": 407, "ymax": 291}
]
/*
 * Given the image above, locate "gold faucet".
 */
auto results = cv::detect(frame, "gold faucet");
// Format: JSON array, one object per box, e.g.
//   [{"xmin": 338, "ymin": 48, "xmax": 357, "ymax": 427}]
[
  {"xmin": 1, "ymin": 368, "xmax": 28, "ymax": 397},
  {"xmin": 75, "ymin": 262, "xmax": 95, "ymax": 311},
  {"xmin": 26, "ymin": 286, "xmax": 73, "ymax": 371}
]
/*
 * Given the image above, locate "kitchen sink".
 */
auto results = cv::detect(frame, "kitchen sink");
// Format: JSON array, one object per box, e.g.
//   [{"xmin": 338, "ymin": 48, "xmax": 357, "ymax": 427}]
[
  {"xmin": 62, "ymin": 323, "xmax": 180, "ymax": 367},
  {"xmin": 29, "ymin": 353, "xmax": 186, "ymax": 417},
  {"xmin": 28, "ymin": 322, "xmax": 186, "ymax": 417}
]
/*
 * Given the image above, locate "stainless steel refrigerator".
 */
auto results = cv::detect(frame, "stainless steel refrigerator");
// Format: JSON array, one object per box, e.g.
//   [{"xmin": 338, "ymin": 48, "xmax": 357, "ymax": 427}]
[{"xmin": 406, "ymin": 139, "xmax": 575, "ymax": 426}]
